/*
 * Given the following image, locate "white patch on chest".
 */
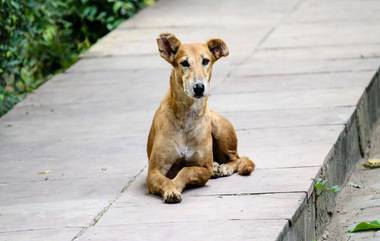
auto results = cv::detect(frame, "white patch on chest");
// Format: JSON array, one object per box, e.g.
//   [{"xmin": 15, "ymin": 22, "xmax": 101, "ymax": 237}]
[{"xmin": 175, "ymin": 144, "xmax": 195, "ymax": 161}]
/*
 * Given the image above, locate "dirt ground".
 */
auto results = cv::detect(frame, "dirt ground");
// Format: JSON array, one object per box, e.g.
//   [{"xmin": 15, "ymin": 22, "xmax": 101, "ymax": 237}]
[{"xmin": 322, "ymin": 121, "xmax": 380, "ymax": 241}]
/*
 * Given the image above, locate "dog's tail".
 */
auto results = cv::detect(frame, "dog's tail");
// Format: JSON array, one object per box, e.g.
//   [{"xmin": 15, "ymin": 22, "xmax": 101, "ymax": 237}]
[{"xmin": 237, "ymin": 156, "xmax": 255, "ymax": 175}]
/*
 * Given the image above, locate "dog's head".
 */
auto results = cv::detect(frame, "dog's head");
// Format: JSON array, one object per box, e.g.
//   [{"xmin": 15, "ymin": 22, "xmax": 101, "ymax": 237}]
[{"xmin": 157, "ymin": 33, "xmax": 229, "ymax": 99}]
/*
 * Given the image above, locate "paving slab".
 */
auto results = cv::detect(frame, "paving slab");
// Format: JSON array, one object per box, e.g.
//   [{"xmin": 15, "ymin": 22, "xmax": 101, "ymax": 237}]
[
  {"xmin": 285, "ymin": 0, "xmax": 380, "ymax": 23},
  {"xmin": 0, "ymin": 174, "xmax": 135, "ymax": 205},
  {"xmin": 0, "ymin": 199, "xmax": 107, "ymax": 232},
  {"xmin": 1, "ymin": 0, "xmax": 380, "ymax": 240},
  {"xmin": 89, "ymin": 175, "xmax": 306, "ymax": 226},
  {"xmin": 221, "ymin": 107, "xmax": 355, "ymax": 129},
  {"xmin": 0, "ymin": 228, "xmax": 81, "ymax": 241},
  {"xmin": 186, "ymin": 166, "xmax": 319, "ymax": 197},
  {"xmin": 214, "ymin": 71, "xmax": 374, "ymax": 95},
  {"xmin": 261, "ymin": 21, "xmax": 380, "ymax": 49},
  {"xmin": 255, "ymin": 45, "xmax": 380, "ymax": 60},
  {"xmin": 235, "ymin": 58, "xmax": 380, "ymax": 77},
  {"xmin": 117, "ymin": 0, "xmax": 300, "ymax": 28},
  {"xmin": 248, "ymin": 144, "xmax": 333, "ymax": 169},
  {"xmin": 210, "ymin": 89, "xmax": 365, "ymax": 112},
  {"xmin": 78, "ymin": 220, "xmax": 289, "ymax": 241},
  {"xmin": 84, "ymin": 26, "xmax": 269, "ymax": 61}
]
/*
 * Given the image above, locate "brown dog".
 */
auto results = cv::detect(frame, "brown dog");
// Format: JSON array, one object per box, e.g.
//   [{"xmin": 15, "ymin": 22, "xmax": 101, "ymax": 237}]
[{"xmin": 146, "ymin": 33, "xmax": 255, "ymax": 203}]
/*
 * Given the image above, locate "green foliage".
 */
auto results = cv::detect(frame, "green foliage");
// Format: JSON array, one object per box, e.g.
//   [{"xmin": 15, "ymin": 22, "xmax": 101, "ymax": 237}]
[
  {"xmin": 348, "ymin": 220, "xmax": 380, "ymax": 233},
  {"xmin": 0, "ymin": 86, "xmax": 19, "ymax": 115},
  {"xmin": 313, "ymin": 178, "xmax": 341, "ymax": 196},
  {"xmin": 0, "ymin": 0, "xmax": 151, "ymax": 116}
]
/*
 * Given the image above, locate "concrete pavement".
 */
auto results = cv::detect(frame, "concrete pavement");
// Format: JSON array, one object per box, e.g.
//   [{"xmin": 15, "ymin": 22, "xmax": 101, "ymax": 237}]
[{"xmin": 1, "ymin": 0, "xmax": 380, "ymax": 240}]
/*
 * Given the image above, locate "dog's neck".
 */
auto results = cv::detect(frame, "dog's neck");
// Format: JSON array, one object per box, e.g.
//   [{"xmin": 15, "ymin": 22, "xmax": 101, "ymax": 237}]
[{"xmin": 168, "ymin": 70, "xmax": 208, "ymax": 121}]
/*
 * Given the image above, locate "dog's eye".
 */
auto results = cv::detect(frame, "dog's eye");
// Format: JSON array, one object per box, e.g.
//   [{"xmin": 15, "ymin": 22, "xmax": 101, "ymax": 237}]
[
  {"xmin": 202, "ymin": 58, "xmax": 210, "ymax": 66},
  {"xmin": 180, "ymin": 60, "xmax": 190, "ymax": 68}
]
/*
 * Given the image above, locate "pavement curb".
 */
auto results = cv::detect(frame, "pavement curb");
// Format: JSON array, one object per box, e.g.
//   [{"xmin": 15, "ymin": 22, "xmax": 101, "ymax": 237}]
[{"xmin": 277, "ymin": 67, "xmax": 380, "ymax": 241}]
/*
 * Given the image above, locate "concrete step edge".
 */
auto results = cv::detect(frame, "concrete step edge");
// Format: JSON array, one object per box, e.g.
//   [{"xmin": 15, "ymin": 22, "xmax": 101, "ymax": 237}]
[{"xmin": 277, "ymin": 67, "xmax": 380, "ymax": 241}]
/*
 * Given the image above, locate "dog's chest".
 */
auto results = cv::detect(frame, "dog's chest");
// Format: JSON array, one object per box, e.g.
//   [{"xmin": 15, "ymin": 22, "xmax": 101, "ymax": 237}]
[
  {"xmin": 181, "ymin": 103, "xmax": 203, "ymax": 131},
  {"xmin": 173, "ymin": 101, "xmax": 209, "ymax": 161},
  {"xmin": 175, "ymin": 143, "xmax": 196, "ymax": 161},
  {"xmin": 174, "ymin": 122, "xmax": 204, "ymax": 161}
]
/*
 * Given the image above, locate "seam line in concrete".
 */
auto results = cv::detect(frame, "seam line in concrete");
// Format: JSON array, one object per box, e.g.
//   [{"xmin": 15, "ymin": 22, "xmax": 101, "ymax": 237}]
[
  {"xmin": 118, "ymin": 24, "xmax": 266, "ymax": 30},
  {"xmin": 81, "ymin": 53, "xmax": 156, "ymax": 59},
  {"xmin": 191, "ymin": 190, "xmax": 307, "ymax": 197},
  {"xmin": 235, "ymin": 123, "xmax": 344, "ymax": 131},
  {"xmin": 66, "ymin": 67, "xmax": 166, "ymax": 74},
  {"xmin": 70, "ymin": 165, "xmax": 147, "ymax": 241},
  {"xmin": 0, "ymin": 227, "xmax": 79, "ymax": 234},
  {"xmin": 66, "ymin": 67, "xmax": 376, "ymax": 75},
  {"xmin": 258, "ymin": 42, "xmax": 380, "ymax": 51},
  {"xmin": 221, "ymin": 105, "xmax": 354, "ymax": 114},
  {"xmin": 256, "ymin": 165, "xmax": 321, "ymax": 170},
  {"xmin": 284, "ymin": 17, "xmax": 380, "ymax": 25},
  {"xmin": 215, "ymin": 87, "xmax": 369, "ymax": 96},
  {"xmin": 233, "ymin": 69, "xmax": 376, "ymax": 78},
  {"xmin": 95, "ymin": 218, "xmax": 291, "ymax": 227}
]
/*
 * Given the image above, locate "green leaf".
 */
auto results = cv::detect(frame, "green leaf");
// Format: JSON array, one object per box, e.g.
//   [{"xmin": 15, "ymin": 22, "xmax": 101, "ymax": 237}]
[
  {"xmin": 314, "ymin": 178, "xmax": 327, "ymax": 192},
  {"xmin": 10, "ymin": 1, "xmax": 21, "ymax": 10},
  {"xmin": 42, "ymin": 25, "xmax": 57, "ymax": 42},
  {"xmin": 348, "ymin": 220, "xmax": 380, "ymax": 233},
  {"xmin": 113, "ymin": 1, "xmax": 124, "ymax": 12},
  {"xmin": 82, "ymin": 6, "xmax": 97, "ymax": 20},
  {"xmin": 329, "ymin": 185, "xmax": 341, "ymax": 193},
  {"xmin": 144, "ymin": 0, "xmax": 155, "ymax": 6},
  {"xmin": 313, "ymin": 178, "xmax": 340, "ymax": 195}
]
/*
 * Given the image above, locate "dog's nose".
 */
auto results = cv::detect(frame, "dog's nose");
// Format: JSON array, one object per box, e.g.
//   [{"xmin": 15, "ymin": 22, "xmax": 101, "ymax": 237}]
[{"xmin": 193, "ymin": 83, "xmax": 205, "ymax": 97}]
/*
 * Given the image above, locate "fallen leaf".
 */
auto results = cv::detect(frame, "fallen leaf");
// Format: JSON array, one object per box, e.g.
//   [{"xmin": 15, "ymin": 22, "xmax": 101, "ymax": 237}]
[
  {"xmin": 38, "ymin": 170, "xmax": 50, "ymax": 175},
  {"xmin": 348, "ymin": 220, "xmax": 380, "ymax": 233},
  {"xmin": 349, "ymin": 182, "xmax": 363, "ymax": 189},
  {"xmin": 363, "ymin": 159, "xmax": 380, "ymax": 169}
]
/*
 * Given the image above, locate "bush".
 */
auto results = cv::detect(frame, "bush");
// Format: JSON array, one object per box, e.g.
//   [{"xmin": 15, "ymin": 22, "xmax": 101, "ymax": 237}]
[{"xmin": 0, "ymin": 0, "xmax": 151, "ymax": 116}]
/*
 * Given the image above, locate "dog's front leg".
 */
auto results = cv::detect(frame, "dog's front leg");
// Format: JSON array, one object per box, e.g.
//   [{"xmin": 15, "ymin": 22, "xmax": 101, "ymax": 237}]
[
  {"xmin": 147, "ymin": 168, "xmax": 182, "ymax": 203},
  {"xmin": 173, "ymin": 166, "xmax": 213, "ymax": 192}
]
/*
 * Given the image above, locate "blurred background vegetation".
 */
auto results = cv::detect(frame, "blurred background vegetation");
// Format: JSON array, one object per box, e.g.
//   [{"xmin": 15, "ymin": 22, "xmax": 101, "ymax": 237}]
[{"xmin": 0, "ymin": 0, "xmax": 152, "ymax": 116}]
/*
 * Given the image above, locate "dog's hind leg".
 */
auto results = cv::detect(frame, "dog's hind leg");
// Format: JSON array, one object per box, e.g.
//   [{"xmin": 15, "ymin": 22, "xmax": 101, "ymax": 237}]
[{"xmin": 211, "ymin": 111, "xmax": 255, "ymax": 177}]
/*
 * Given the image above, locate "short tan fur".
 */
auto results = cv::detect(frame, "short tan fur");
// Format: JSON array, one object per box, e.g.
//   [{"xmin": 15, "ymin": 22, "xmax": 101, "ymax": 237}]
[{"xmin": 146, "ymin": 33, "xmax": 255, "ymax": 203}]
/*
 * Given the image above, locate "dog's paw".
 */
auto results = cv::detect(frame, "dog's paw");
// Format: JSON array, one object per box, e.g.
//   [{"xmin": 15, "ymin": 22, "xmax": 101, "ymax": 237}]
[
  {"xmin": 211, "ymin": 162, "xmax": 221, "ymax": 178},
  {"xmin": 212, "ymin": 163, "xmax": 234, "ymax": 178},
  {"xmin": 219, "ymin": 164, "xmax": 234, "ymax": 176},
  {"xmin": 163, "ymin": 190, "xmax": 182, "ymax": 204}
]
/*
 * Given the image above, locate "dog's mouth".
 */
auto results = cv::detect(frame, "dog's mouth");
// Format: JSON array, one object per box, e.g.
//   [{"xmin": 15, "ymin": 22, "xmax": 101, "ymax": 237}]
[{"xmin": 193, "ymin": 93, "xmax": 204, "ymax": 99}]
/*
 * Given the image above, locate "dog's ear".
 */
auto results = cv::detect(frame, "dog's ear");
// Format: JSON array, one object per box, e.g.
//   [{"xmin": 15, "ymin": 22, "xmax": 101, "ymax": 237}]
[
  {"xmin": 207, "ymin": 39, "xmax": 229, "ymax": 61},
  {"xmin": 157, "ymin": 33, "xmax": 181, "ymax": 64}
]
